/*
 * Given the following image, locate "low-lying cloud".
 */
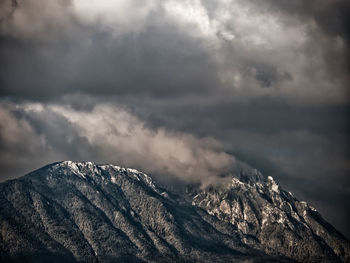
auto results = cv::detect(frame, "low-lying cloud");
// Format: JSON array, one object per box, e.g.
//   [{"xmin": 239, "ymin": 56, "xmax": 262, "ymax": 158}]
[{"xmin": 0, "ymin": 101, "xmax": 236, "ymax": 186}]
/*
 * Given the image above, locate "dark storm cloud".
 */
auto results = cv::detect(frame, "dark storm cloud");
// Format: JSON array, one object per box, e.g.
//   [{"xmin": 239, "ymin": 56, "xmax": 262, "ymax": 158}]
[
  {"xmin": 1, "ymin": 0, "xmax": 349, "ymax": 104},
  {"xmin": 0, "ymin": 0, "xmax": 349, "ymax": 237},
  {"xmin": 0, "ymin": 24, "xmax": 219, "ymax": 101}
]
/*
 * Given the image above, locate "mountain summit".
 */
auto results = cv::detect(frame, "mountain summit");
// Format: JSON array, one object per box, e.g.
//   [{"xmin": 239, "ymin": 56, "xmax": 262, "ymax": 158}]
[{"xmin": 0, "ymin": 161, "xmax": 349, "ymax": 262}]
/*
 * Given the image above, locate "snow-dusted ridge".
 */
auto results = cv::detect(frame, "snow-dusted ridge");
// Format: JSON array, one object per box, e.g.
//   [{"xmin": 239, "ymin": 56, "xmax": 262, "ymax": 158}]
[
  {"xmin": 54, "ymin": 161, "xmax": 321, "ymax": 227},
  {"xmin": 57, "ymin": 161, "xmax": 317, "ymax": 222},
  {"xmin": 53, "ymin": 161, "xmax": 161, "ymax": 194}
]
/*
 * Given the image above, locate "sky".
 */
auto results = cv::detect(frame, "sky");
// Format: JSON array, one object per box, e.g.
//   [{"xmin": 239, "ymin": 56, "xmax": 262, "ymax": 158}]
[{"xmin": 0, "ymin": 0, "xmax": 349, "ymax": 237}]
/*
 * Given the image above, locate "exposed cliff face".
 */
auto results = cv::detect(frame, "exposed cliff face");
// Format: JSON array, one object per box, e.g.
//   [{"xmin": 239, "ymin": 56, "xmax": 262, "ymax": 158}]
[
  {"xmin": 191, "ymin": 169, "xmax": 350, "ymax": 262},
  {"xmin": 0, "ymin": 161, "xmax": 349, "ymax": 262}
]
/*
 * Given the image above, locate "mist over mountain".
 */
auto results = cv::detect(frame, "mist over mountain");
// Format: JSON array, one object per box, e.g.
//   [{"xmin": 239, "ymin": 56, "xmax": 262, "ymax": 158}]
[{"xmin": 0, "ymin": 161, "xmax": 349, "ymax": 262}]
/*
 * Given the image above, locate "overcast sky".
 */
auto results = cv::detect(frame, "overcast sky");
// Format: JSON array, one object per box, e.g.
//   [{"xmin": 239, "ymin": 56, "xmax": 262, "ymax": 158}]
[{"xmin": 0, "ymin": 0, "xmax": 349, "ymax": 237}]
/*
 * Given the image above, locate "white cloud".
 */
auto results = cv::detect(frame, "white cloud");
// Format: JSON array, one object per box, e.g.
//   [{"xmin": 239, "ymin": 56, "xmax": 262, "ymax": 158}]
[{"xmin": 163, "ymin": 0, "xmax": 217, "ymax": 40}]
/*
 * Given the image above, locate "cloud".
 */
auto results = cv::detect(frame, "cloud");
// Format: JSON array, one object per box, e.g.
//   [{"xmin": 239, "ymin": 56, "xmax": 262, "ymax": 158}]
[
  {"xmin": 74, "ymin": 0, "xmax": 158, "ymax": 35},
  {"xmin": 0, "ymin": 101, "xmax": 236, "ymax": 185},
  {"xmin": 1, "ymin": 0, "xmax": 349, "ymax": 104},
  {"xmin": 49, "ymin": 103, "xmax": 237, "ymax": 184},
  {"xmin": 0, "ymin": 0, "xmax": 77, "ymax": 42},
  {"xmin": 0, "ymin": 102, "xmax": 62, "ymax": 180}
]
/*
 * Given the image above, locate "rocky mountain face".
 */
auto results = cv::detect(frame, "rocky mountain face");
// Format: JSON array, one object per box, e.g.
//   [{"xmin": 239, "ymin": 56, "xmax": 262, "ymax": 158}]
[{"xmin": 0, "ymin": 161, "xmax": 349, "ymax": 262}]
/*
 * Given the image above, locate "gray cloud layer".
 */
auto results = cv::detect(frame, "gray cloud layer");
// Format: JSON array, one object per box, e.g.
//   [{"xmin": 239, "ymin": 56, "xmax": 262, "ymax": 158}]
[{"xmin": 0, "ymin": 0, "xmax": 349, "ymax": 237}]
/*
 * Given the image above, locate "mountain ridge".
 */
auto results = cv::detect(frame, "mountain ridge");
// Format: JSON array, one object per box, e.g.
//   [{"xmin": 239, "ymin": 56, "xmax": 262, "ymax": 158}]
[{"xmin": 0, "ymin": 161, "xmax": 349, "ymax": 262}]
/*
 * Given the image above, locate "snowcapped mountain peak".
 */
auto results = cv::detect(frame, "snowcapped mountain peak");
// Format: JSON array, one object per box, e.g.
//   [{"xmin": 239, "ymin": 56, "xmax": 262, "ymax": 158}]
[{"xmin": 50, "ymin": 161, "xmax": 162, "ymax": 195}]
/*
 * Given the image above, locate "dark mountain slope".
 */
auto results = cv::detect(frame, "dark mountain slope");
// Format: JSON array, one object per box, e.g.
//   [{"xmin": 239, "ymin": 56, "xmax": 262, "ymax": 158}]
[{"xmin": 0, "ymin": 161, "xmax": 348, "ymax": 262}]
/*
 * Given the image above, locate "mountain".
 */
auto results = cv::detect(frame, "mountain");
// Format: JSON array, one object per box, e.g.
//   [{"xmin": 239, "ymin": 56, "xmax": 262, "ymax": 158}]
[{"xmin": 0, "ymin": 161, "xmax": 349, "ymax": 262}]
